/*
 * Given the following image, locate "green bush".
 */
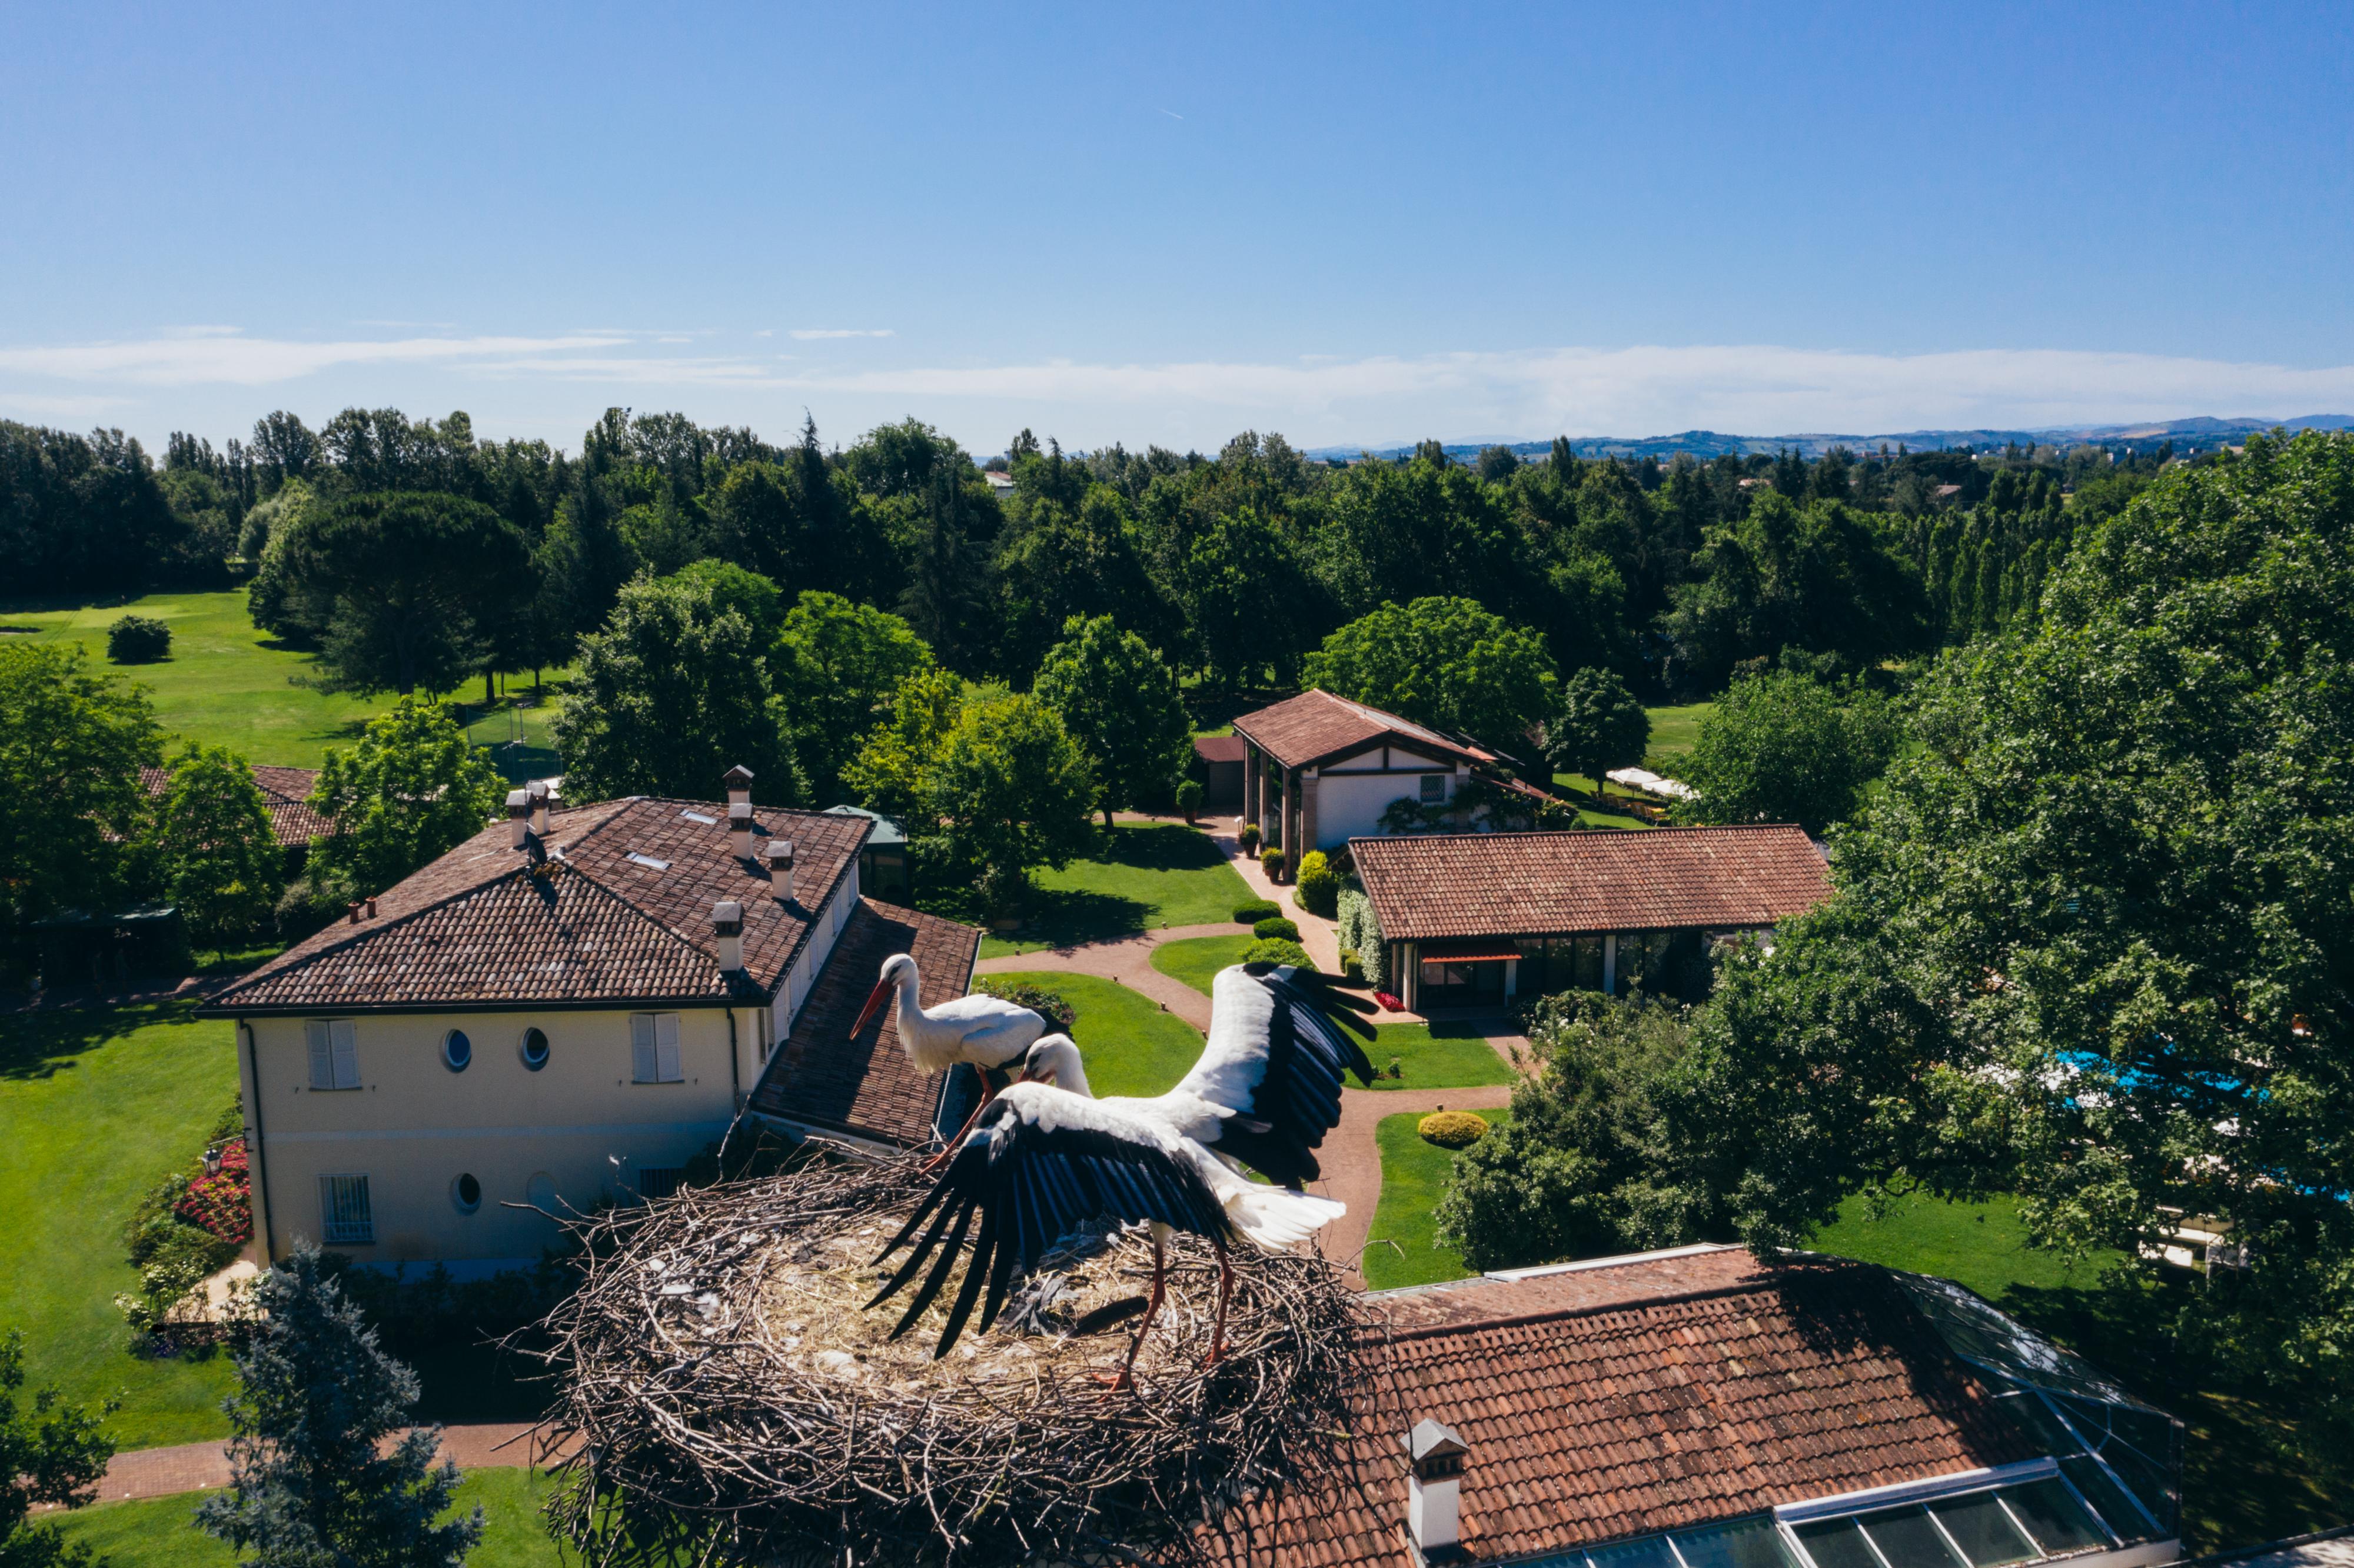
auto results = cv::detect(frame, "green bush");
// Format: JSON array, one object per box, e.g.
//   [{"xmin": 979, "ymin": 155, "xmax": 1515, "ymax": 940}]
[
  {"xmin": 972, "ymin": 977, "xmax": 1078, "ymax": 1033},
  {"xmin": 1336, "ymin": 886, "xmax": 1386, "ymax": 991},
  {"xmin": 275, "ymin": 873, "xmax": 355, "ymax": 941},
  {"xmin": 107, "ymin": 614, "xmax": 171, "ymax": 663},
  {"xmin": 1242, "ymin": 937, "xmax": 1312, "ymax": 968},
  {"xmin": 1175, "ymin": 778, "xmax": 1203, "ymax": 820},
  {"xmin": 1252, "ymin": 916, "xmax": 1302, "ymax": 943},
  {"xmin": 1294, "ymin": 850, "xmax": 1339, "ymax": 917},
  {"xmin": 1339, "ymin": 949, "xmax": 1364, "ymax": 981},
  {"xmin": 1418, "ymin": 1110, "xmax": 1490, "ymax": 1148},
  {"xmin": 1238, "ymin": 821, "xmax": 1260, "ymax": 851},
  {"xmin": 1233, "ymin": 898, "xmax": 1280, "ymax": 924},
  {"xmin": 1259, "ymin": 846, "xmax": 1285, "ymax": 876}
]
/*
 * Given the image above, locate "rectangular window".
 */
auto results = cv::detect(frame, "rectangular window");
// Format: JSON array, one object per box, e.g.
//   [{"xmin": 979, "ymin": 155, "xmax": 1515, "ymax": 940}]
[
  {"xmin": 318, "ymin": 1174, "xmax": 373, "ymax": 1244},
  {"xmin": 631, "ymin": 1012, "xmax": 683, "ymax": 1083},
  {"xmin": 1418, "ymin": 773, "xmax": 1447, "ymax": 804},
  {"xmin": 305, "ymin": 1020, "xmax": 360, "ymax": 1090}
]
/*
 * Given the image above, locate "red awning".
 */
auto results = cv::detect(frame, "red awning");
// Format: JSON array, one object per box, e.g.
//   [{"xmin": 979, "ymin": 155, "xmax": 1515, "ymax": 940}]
[{"xmin": 1419, "ymin": 941, "xmax": 1522, "ymax": 964}]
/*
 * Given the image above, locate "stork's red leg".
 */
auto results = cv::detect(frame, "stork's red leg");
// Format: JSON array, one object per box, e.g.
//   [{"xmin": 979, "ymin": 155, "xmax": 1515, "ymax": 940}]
[
  {"xmin": 920, "ymin": 1081, "xmax": 997, "ymax": 1175},
  {"xmin": 1206, "ymin": 1235, "xmax": 1234, "ymax": 1367},
  {"xmin": 1098, "ymin": 1229, "xmax": 1165, "ymax": 1393}
]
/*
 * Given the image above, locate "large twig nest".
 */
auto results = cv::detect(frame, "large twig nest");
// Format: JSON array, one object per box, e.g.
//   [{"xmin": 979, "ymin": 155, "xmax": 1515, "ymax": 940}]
[{"xmin": 533, "ymin": 1143, "xmax": 1368, "ymax": 1567}]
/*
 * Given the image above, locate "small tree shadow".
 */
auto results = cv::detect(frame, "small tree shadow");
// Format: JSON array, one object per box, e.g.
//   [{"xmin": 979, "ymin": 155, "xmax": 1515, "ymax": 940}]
[
  {"xmin": 0, "ymin": 999, "xmax": 200, "ymax": 1081},
  {"xmin": 1100, "ymin": 823, "xmax": 1225, "ymax": 872}
]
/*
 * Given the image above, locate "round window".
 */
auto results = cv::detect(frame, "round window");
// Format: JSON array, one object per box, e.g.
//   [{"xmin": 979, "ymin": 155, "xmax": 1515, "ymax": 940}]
[
  {"xmin": 442, "ymin": 1029, "xmax": 471, "ymax": 1072},
  {"xmin": 451, "ymin": 1173, "xmax": 482, "ymax": 1213},
  {"xmin": 520, "ymin": 1027, "xmax": 550, "ymax": 1071}
]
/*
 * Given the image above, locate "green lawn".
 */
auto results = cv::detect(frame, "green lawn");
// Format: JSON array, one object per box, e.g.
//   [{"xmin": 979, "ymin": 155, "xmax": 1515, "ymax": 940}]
[
  {"xmin": 1363, "ymin": 1110, "xmax": 1511, "ymax": 1290},
  {"xmin": 983, "ymin": 971, "xmax": 1206, "ymax": 1098},
  {"xmin": 5, "ymin": 591, "xmax": 566, "ymax": 776},
  {"xmin": 1812, "ymin": 1190, "xmax": 2354, "ymax": 1553},
  {"xmin": 1149, "ymin": 933, "xmax": 1258, "ymax": 996},
  {"xmin": 48, "ymin": 1467, "xmax": 565, "ymax": 1566},
  {"xmin": 973, "ymin": 823, "xmax": 1252, "ymax": 958},
  {"xmin": 1361, "ymin": 1021, "xmax": 1517, "ymax": 1091},
  {"xmin": 0, "ymin": 1003, "xmax": 244, "ymax": 1448},
  {"xmin": 1643, "ymin": 701, "xmax": 1710, "ymax": 768}
]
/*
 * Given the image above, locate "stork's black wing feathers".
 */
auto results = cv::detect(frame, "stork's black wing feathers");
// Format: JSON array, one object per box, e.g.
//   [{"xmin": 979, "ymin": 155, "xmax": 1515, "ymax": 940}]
[
  {"xmin": 1211, "ymin": 966, "xmax": 1380, "ymax": 1190},
  {"xmin": 868, "ymin": 1098, "xmax": 1231, "ymax": 1357}
]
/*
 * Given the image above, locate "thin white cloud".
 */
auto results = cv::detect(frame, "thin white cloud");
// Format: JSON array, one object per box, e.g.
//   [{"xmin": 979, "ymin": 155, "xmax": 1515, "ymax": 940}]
[
  {"xmin": 0, "ymin": 332, "xmax": 632, "ymax": 387},
  {"xmin": 789, "ymin": 328, "xmax": 895, "ymax": 341}
]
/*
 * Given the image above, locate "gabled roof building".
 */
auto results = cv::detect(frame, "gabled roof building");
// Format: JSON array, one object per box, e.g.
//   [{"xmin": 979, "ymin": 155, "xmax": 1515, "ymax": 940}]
[
  {"xmin": 1232, "ymin": 689, "xmax": 1496, "ymax": 880},
  {"xmin": 202, "ymin": 771, "xmax": 978, "ymax": 1270}
]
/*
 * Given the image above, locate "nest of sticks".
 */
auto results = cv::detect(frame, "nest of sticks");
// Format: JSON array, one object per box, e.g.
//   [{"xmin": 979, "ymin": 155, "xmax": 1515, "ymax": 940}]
[{"xmin": 533, "ymin": 1143, "xmax": 1369, "ymax": 1567}]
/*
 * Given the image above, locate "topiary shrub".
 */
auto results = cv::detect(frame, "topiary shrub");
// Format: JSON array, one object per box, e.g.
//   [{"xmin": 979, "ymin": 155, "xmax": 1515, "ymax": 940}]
[
  {"xmin": 1339, "ymin": 949, "xmax": 1364, "ymax": 981},
  {"xmin": 1335, "ymin": 886, "xmax": 1385, "ymax": 991},
  {"xmin": 1294, "ymin": 850, "xmax": 1339, "ymax": 917},
  {"xmin": 1253, "ymin": 916, "xmax": 1302, "ymax": 943},
  {"xmin": 1241, "ymin": 937, "xmax": 1312, "ymax": 968},
  {"xmin": 108, "ymin": 614, "xmax": 172, "ymax": 663},
  {"xmin": 972, "ymin": 978, "xmax": 1077, "ymax": 1033},
  {"xmin": 1259, "ymin": 846, "xmax": 1285, "ymax": 877},
  {"xmin": 1175, "ymin": 777, "xmax": 1203, "ymax": 823},
  {"xmin": 1238, "ymin": 821, "xmax": 1260, "ymax": 851},
  {"xmin": 1418, "ymin": 1110, "xmax": 1490, "ymax": 1148},
  {"xmin": 1233, "ymin": 898, "xmax": 1280, "ymax": 925}
]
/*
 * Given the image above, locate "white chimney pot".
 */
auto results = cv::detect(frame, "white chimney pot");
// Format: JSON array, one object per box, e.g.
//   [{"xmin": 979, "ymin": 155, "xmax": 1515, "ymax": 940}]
[
  {"xmin": 729, "ymin": 802, "xmax": 754, "ymax": 858},
  {"xmin": 766, "ymin": 839, "xmax": 796, "ymax": 902},
  {"xmin": 1406, "ymin": 1418, "xmax": 1468, "ymax": 1560},
  {"xmin": 713, "ymin": 899, "xmax": 745, "ymax": 973},
  {"xmin": 506, "ymin": 789, "xmax": 530, "ymax": 848}
]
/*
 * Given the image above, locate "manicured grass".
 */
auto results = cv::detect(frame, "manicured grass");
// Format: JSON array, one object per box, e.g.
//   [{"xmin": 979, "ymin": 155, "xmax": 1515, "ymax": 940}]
[
  {"xmin": 1363, "ymin": 1110, "xmax": 1511, "ymax": 1290},
  {"xmin": 1149, "ymin": 933, "xmax": 1259, "ymax": 996},
  {"xmin": 973, "ymin": 823, "xmax": 1252, "ymax": 958},
  {"xmin": 48, "ymin": 1467, "xmax": 565, "ymax": 1566},
  {"xmin": 1811, "ymin": 1190, "xmax": 2354, "ymax": 1553},
  {"xmin": 1361, "ymin": 1021, "xmax": 1517, "ymax": 1091},
  {"xmin": 1643, "ymin": 701, "xmax": 1710, "ymax": 767},
  {"xmin": 983, "ymin": 971, "xmax": 1205, "ymax": 1098},
  {"xmin": 0, "ymin": 1003, "xmax": 244, "ymax": 1448},
  {"xmin": 6, "ymin": 591, "xmax": 566, "ymax": 776}
]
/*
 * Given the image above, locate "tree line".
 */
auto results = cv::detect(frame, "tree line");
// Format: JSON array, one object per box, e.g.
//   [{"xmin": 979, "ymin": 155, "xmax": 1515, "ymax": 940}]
[{"xmin": 4, "ymin": 405, "xmax": 2182, "ymax": 707}]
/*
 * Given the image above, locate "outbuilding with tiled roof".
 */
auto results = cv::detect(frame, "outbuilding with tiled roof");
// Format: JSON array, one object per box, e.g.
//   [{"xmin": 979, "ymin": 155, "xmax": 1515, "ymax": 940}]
[
  {"xmin": 1196, "ymin": 1246, "xmax": 2181, "ymax": 1568},
  {"xmin": 1350, "ymin": 825, "xmax": 1830, "ymax": 1011},
  {"xmin": 201, "ymin": 770, "xmax": 980, "ymax": 1271},
  {"xmin": 1231, "ymin": 690, "xmax": 1495, "ymax": 880}
]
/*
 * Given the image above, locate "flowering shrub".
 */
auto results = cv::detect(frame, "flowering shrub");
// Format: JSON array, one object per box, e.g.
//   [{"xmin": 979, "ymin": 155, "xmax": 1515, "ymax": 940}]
[{"xmin": 177, "ymin": 1139, "xmax": 252, "ymax": 1246}]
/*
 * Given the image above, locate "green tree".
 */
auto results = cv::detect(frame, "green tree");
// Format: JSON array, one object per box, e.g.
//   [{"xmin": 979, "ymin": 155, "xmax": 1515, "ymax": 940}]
[
  {"xmin": 1176, "ymin": 505, "xmax": 1305, "ymax": 693},
  {"xmin": 310, "ymin": 698, "xmax": 504, "ymax": 897},
  {"xmin": 1673, "ymin": 671, "xmax": 1897, "ymax": 835},
  {"xmin": 1547, "ymin": 667, "xmax": 1651, "ymax": 794},
  {"xmin": 0, "ymin": 1328, "xmax": 117, "ymax": 1568},
  {"xmin": 152, "ymin": 745, "xmax": 284, "ymax": 950},
  {"xmin": 1033, "ymin": 614, "xmax": 1191, "ymax": 828},
  {"xmin": 552, "ymin": 571, "xmax": 804, "ymax": 806},
  {"xmin": 925, "ymin": 693, "xmax": 1098, "ymax": 912},
  {"xmin": 1302, "ymin": 595, "xmax": 1558, "ymax": 750},
  {"xmin": 775, "ymin": 591, "xmax": 935, "ymax": 803},
  {"xmin": 842, "ymin": 667, "xmax": 965, "ymax": 823},
  {"xmin": 1435, "ymin": 993, "xmax": 1700, "ymax": 1271},
  {"xmin": 198, "ymin": 1247, "xmax": 484, "ymax": 1568},
  {"xmin": 267, "ymin": 491, "xmax": 534, "ymax": 695},
  {"xmin": 0, "ymin": 642, "xmax": 162, "ymax": 930}
]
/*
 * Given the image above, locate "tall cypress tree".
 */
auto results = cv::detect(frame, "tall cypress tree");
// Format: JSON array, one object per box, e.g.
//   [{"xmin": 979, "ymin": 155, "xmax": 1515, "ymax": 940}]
[{"xmin": 197, "ymin": 1246, "xmax": 484, "ymax": 1567}]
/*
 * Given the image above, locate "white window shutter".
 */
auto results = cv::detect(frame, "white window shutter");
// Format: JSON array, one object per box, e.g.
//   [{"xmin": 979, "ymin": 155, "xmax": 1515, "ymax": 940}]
[
  {"xmin": 330, "ymin": 1020, "xmax": 359, "ymax": 1089},
  {"xmin": 307, "ymin": 1021, "xmax": 333, "ymax": 1088},
  {"xmin": 655, "ymin": 1013, "xmax": 681, "ymax": 1083},
  {"xmin": 631, "ymin": 1014, "xmax": 658, "ymax": 1083}
]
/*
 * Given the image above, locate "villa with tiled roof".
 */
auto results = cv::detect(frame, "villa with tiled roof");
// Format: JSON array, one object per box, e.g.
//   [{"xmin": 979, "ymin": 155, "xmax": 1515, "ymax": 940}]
[
  {"xmin": 1232, "ymin": 688, "xmax": 1497, "ymax": 880},
  {"xmin": 201, "ymin": 768, "xmax": 978, "ymax": 1270},
  {"xmin": 1352, "ymin": 825, "xmax": 1830, "ymax": 1010},
  {"xmin": 1200, "ymin": 1246, "xmax": 2181, "ymax": 1568}
]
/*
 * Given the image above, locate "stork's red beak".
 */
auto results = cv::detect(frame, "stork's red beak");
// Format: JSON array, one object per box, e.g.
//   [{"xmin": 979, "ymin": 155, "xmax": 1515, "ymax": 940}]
[{"xmin": 850, "ymin": 978, "xmax": 891, "ymax": 1039}]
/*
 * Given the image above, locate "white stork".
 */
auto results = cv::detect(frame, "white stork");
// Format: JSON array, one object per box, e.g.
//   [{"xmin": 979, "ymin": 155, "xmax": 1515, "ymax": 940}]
[
  {"xmin": 866, "ymin": 962, "xmax": 1377, "ymax": 1386},
  {"xmin": 851, "ymin": 952, "xmax": 1051, "ymax": 1162}
]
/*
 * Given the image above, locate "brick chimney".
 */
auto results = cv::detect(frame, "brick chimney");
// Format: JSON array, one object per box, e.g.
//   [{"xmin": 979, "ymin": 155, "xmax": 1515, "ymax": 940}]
[
  {"xmin": 712, "ymin": 900, "xmax": 744, "ymax": 972},
  {"xmin": 507, "ymin": 788, "xmax": 530, "ymax": 848},
  {"xmin": 766, "ymin": 838, "xmax": 795, "ymax": 903},
  {"xmin": 1406, "ymin": 1418, "xmax": 1468, "ymax": 1562}
]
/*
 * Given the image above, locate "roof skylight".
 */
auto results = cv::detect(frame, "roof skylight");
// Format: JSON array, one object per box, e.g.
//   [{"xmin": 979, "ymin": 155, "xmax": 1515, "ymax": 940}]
[
  {"xmin": 626, "ymin": 852, "xmax": 671, "ymax": 870},
  {"xmin": 680, "ymin": 810, "xmax": 717, "ymax": 825}
]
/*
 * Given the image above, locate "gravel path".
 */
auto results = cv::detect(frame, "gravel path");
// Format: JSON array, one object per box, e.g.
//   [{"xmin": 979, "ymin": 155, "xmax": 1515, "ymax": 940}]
[{"xmin": 59, "ymin": 1422, "xmax": 575, "ymax": 1507}]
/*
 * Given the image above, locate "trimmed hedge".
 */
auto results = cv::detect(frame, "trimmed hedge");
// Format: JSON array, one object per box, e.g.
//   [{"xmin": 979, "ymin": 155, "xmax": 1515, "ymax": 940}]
[
  {"xmin": 1418, "ymin": 1110, "xmax": 1490, "ymax": 1148},
  {"xmin": 973, "ymin": 977, "xmax": 1078, "ymax": 1033},
  {"xmin": 1294, "ymin": 850, "xmax": 1339, "ymax": 917},
  {"xmin": 1241, "ymin": 937, "xmax": 1312, "ymax": 968},
  {"xmin": 1252, "ymin": 916, "xmax": 1302, "ymax": 943},
  {"xmin": 1233, "ymin": 898, "xmax": 1280, "ymax": 924},
  {"xmin": 107, "ymin": 614, "xmax": 171, "ymax": 663}
]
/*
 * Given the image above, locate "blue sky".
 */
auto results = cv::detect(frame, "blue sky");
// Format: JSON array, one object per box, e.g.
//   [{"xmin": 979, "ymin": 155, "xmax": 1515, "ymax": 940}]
[{"xmin": 6, "ymin": 1, "xmax": 2352, "ymax": 454}]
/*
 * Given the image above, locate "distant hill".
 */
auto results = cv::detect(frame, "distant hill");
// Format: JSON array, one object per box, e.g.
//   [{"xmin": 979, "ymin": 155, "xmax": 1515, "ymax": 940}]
[{"xmin": 1304, "ymin": 415, "xmax": 2354, "ymax": 464}]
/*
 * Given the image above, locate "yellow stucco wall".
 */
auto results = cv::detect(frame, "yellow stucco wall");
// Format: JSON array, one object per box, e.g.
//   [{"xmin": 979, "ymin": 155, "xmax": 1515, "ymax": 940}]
[{"xmin": 238, "ymin": 1006, "xmax": 761, "ymax": 1265}]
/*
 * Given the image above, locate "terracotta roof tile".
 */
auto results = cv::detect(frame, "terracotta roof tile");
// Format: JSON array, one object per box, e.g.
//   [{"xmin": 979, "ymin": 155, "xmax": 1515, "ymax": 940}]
[
  {"xmin": 202, "ymin": 796, "xmax": 872, "ymax": 1013},
  {"xmin": 1198, "ymin": 1255, "xmax": 2045, "ymax": 1568},
  {"xmin": 1195, "ymin": 735, "xmax": 1249, "ymax": 764},
  {"xmin": 750, "ymin": 898, "xmax": 980, "ymax": 1147},
  {"xmin": 142, "ymin": 764, "xmax": 330, "ymax": 847},
  {"xmin": 1232, "ymin": 690, "xmax": 1486, "ymax": 772},
  {"xmin": 1351, "ymin": 825, "xmax": 1830, "ymax": 942}
]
